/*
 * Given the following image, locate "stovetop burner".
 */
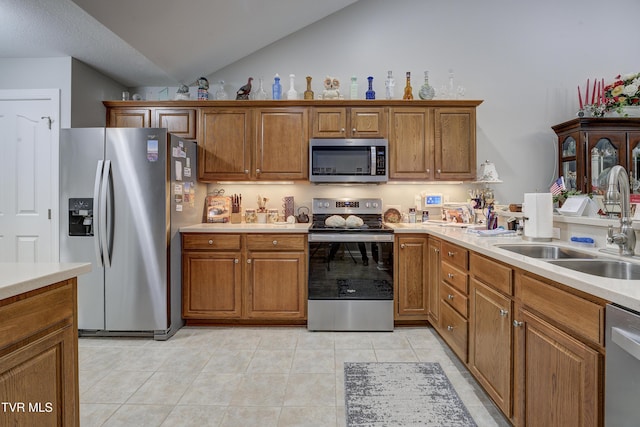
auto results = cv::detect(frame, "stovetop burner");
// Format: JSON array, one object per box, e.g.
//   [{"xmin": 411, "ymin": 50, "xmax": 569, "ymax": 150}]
[{"xmin": 309, "ymin": 198, "xmax": 392, "ymax": 233}]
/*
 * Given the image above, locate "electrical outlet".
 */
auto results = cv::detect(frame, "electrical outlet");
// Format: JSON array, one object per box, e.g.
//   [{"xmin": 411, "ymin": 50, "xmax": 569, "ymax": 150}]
[{"xmin": 552, "ymin": 227, "xmax": 561, "ymax": 239}]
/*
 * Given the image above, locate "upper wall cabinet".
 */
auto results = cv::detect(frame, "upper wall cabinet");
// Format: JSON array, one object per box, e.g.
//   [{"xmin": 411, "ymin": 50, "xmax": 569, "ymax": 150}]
[
  {"xmin": 105, "ymin": 100, "xmax": 482, "ymax": 182},
  {"xmin": 552, "ymin": 118, "xmax": 640, "ymax": 194}
]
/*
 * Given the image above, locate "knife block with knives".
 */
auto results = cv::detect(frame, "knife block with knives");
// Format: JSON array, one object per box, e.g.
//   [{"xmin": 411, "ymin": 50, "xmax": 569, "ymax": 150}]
[{"xmin": 230, "ymin": 193, "xmax": 242, "ymax": 224}]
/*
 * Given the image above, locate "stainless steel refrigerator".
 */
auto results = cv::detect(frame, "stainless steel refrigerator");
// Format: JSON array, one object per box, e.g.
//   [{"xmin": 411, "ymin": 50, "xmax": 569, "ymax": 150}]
[{"xmin": 59, "ymin": 128, "xmax": 204, "ymax": 340}]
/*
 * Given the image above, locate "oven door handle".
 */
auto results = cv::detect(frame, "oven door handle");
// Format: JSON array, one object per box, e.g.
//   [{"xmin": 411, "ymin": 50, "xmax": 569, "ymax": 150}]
[
  {"xmin": 308, "ymin": 233, "xmax": 394, "ymax": 243},
  {"xmin": 611, "ymin": 326, "xmax": 640, "ymax": 362}
]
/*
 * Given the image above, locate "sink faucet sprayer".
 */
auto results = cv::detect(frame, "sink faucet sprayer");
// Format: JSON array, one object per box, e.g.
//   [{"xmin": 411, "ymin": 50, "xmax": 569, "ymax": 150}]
[{"xmin": 606, "ymin": 165, "xmax": 636, "ymax": 256}]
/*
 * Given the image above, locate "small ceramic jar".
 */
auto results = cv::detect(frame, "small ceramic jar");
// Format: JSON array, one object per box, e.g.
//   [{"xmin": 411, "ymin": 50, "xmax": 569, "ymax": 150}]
[{"xmin": 245, "ymin": 209, "xmax": 257, "ymax": 223}]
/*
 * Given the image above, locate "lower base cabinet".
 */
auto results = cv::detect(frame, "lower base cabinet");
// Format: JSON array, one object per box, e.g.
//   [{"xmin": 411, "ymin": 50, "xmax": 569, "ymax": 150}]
[{"xmin": 182, "ymin": 233, "xmax": 307, "ymax": 323}]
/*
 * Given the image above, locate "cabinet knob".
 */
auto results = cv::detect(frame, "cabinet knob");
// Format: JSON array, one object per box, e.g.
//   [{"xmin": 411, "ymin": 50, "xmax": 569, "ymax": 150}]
[
  {"xmin": 272, "ymin": 240, "xmax": 278, "ymax": 246},
  {"xmin": 499, "ymin": 309, "xmax": 509, "ymax": 317},
  {"xmin": 340, "ymin": 128, "xmax": 346, "ymax": 133},
  {"xmin": 247, "ymin": 259, "xmax": 252, "ymax": 264},
  {"xmin": 256, "ymin": 168, "xmax": 261, "ymax": 174},
  {"xmin": 437, "ymin": 169, "xmax": 441, "ymax": 174},
  {"xmin": 447, "ymin": 273, "xmax": 454, "ymax": 279},
  {"xmin": 400, "ymin": 243, "xmax": 405, "ymax": 249},
  {"xmin": 244, "ymin": 169, "xmax": 249, "ymax": 174},
  {"xmin": 513, "ymin": 320, "xmax": 523, "ymax": 327},
  {"xmin": 352, "ymin": 128, "xmax": 356, "ymax": 133},
  {"xmin": 208, "ymin": 239, "xmax": 214, "ymax": 245},
  {"xmin": 234, "ymin": 259, "xmax": 239, "ymax": 264},
  {"xmin": 447, "ymin": 294, "xmax": 454, "ymax": 300},
  {"xmin": 434, "ymin": 248, "xmax": 439, "ymax": 253},
  {"xmin": 426, "ymin": 168, "xmax": 430, "ymax": 174},
  {"xmin": 447, "ymin": 325, "xmax": 454, "ymax": 331}
]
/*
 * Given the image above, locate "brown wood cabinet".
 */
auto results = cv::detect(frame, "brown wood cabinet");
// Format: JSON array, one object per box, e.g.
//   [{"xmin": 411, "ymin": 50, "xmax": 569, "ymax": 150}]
[
  {"xmin": 181, "ymin": 233, "xmax": 307, "ymax": 323},
  {"xmin": 434, "ymin": 107, "xmax": 477, "ymax": 180},
  {"xmin": 107, "ymin": 106, "xmax": 197, "ymax": 138},
  {"xmin": 0, "ymin": 279, "xmax": 80, "ymax": 426},
  {"xmin": 108, "ymin": 108, "xmax": 151, "ymax": 128},
  {"xmin": 469, "ymin": 253, "xmax": 514, "ymax": 418},
  {"xmin": 512, "ymin": 270, "xmax": 605, "ymax": 427},
  {"xmin": 436, "ymin": 241, "xmax": 469, "ymax": 362},
  {"xmin": 311, "ymin": 107, "xmax": 387, "ymax": 138},
  {"xmin": 552, "ymin": 118, "xmax": 640, "ymax": 193},
  {"xmin": 427, "ymin": 237, "xmax": 441, "ymax": 326},
  {"xmin": 395, "ymin": 234, "xmax": 429, "ymax": 320}
]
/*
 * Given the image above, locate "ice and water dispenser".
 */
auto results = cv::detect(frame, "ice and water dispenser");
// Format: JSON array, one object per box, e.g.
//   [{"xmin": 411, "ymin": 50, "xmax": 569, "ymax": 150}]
[{"xmin": 68, "ymin": 198, "xmax": 93, "ymax": 236}]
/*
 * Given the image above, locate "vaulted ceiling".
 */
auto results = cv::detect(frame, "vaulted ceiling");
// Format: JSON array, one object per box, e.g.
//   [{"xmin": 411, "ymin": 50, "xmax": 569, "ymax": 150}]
[{"xmin": 0, "ymin": 0, "xmax": 358, "ymax": 87}]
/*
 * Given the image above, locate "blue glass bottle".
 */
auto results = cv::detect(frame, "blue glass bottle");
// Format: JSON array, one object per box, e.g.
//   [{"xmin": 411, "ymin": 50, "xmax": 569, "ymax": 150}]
[
  {"xmin": 366, "ymin": 76, "xmax": 375, "ymax": 100},
  {"xmin": 272, "ymin": 73, "xmax": 282, "ymax": 100}
]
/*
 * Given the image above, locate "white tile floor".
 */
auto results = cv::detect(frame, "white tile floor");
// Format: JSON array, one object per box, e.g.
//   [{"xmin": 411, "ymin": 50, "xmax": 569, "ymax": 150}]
[{"xmin": 79, "ymin": 326, "xmax": 511, "ymax": 427}]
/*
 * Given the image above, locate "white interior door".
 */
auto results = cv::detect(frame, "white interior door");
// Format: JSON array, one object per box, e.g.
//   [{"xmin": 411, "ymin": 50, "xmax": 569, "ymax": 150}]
[{"xmin": 0, "ymin": 89, "xmax": 60, "ymax": 262}]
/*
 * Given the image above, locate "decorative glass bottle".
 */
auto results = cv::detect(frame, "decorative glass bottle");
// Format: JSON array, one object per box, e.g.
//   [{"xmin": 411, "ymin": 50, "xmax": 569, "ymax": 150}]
[
  {"xmin": 418, "ymin": 71, "xmax": 435, "ymax": 100},
  {"xmin": 304, "ymin": 76, "xmax": 314, "ymax": 100},
  {"xmin": 403, "ymin": 72, "xmax": 413, "ymax": 100},
  {"xmin": 447, "ymin": 69, "xmax": 455, "ymax": 99},
  {"xmin": 385, "ymin": 70, "xmax": 395, "ymax": 99},
  {"xmin": 287, "ymin": 74, "xmax": 298, "ymax": 100},
  {"xmin": 214, "ymin": 80, "xmax": 227, "ymax": 100},
  {"xmin": 253, "ymin": 77, "xmax": 268, "ymax": 100},
  {"xmin": 272, "ymin": 74, "xmax": 282, "ymax": 100},
  {"xmin": 366, "ymin": 76, "xmax": 375, "ymax": 99},
  {"xmin": 350, "ymin": 76, "xmax": 358, "ymax": 99}
]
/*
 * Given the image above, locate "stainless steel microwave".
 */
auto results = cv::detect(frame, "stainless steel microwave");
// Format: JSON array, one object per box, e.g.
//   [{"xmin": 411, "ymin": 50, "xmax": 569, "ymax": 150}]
[{"xmin": 309, "ymin": 138, "xmax": 388, "ymax": 183}]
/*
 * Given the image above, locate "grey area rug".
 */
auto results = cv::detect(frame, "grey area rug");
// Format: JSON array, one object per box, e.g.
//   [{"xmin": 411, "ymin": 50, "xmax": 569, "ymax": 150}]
[{"xmin": 344, "ymin": 362, "xmax": 477, "ymax": 427}]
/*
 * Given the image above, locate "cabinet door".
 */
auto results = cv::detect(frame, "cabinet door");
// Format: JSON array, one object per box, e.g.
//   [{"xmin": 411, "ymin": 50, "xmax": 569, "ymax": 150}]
[
  {"xmin": 427, "ymin": 238, "xmax": 441, "ymax": 326},
  {"xmin": 155, "ymin": 108, "xmax": 196, "ymax": 139},
  {"xmin": 245, "ymin": 251, "xmax": 306, "ymax": 319},
  {"xmin": 389, "ymin": 107, "xmax": 433, "ymax": 179},
  {"xmin": 108, "ymin": 108, "xmax": 151, "ymax": 128},
  {"xmin": 558, "ymin": 131, "xmax": 582, "ymax": 191},
  {"xmin": 395, "ymin": 235, "xmax": 428, "ymax": 319},
  {"xmin": 198, "ymin": 108, "xmax": 252, "ymax": 181},
  {"xmin": 469, "ymin": 278, "xmax": 513, "ymax": 417},
  {"xmin": 628, "ymin": 131, "xmax": 640, "ymax": 194},
  {"xmin": 513, "ymin": 307, "xmax": 601, "ymax": 427},
  {"xmin": 182, "ymin": 252, "xmax": 242, "ymax": 318},
  {"xmin": 350, "ymin": 107, "xmax": 387, "ymax": 138},
  {"xmin": 586, "ymin": 131, "xmax": 626, "ymax": 194},
  {"xmin": 255, "ymin": 108, "xmax": 309, "ymax": 180},
  {"xmin": 434, "ymin": 107, "xmax": 476, "ymax": 180},
  {"xmin": 311, "ymin": 107, "xmax": 348, "ymax": 137}
]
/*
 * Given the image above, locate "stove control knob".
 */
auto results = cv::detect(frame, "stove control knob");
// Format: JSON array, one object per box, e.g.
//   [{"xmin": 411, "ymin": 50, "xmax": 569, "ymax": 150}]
[
  {"xmin": 372, "ymin": 202, "xmax": 379, "ymax": 208},
  {"xmin": 365, "ymin": 202, "xmax": 371, "ymax": 208},
  {"xmin": 324, "ymin": 202, "xmax": 330, "ymax": 208}
]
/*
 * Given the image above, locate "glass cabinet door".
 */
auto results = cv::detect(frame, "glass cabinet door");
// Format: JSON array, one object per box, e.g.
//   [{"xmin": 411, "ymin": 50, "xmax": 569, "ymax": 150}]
[
  {"xmin": 587, "ymin": 132, "xmax": 626, "ymax": 194},
  {"xmin": 561, "ymin": 136, "xmax": 578, "ymax": 190},
  {"xmin": 630, "ymin": 132, "xmax": 640, "ymax": 194}
]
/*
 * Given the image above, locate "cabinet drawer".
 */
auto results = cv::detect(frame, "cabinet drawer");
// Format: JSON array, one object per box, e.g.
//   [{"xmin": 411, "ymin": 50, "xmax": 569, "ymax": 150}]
[
  {"xmin": 246, "ymin": 234, "xmax": 306, "ymax": 251},
  {"xmin": 439, "ymin": 300, "xmax": 468, "ymax": 362},
  {"xmin": 516, "ymin": 272, "xmax": 605, "ymax": 345},
  {"xmin": 470, "ymin": 253, "xmax": 513, "ymax": 295},
  {"xmin": 442, "ymin": 241, "xmax": 468, "ymax": 269},
  {"xmin": 182, "ymin": 233, "xmax": 241, "ymax": 250},
  {"xmin": 440, "ymin": 280, "xmax": 468, "ymax": 317},
  {"xmin": 441, "ymin": 262, "xmax": 468, "ymax": 293}
]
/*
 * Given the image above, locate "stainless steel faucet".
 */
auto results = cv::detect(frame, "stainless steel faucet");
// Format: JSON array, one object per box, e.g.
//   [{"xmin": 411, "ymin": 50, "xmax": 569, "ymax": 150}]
[{"xmin": 606, "ymin": 165, "xmax": 636, "ymax": 256}]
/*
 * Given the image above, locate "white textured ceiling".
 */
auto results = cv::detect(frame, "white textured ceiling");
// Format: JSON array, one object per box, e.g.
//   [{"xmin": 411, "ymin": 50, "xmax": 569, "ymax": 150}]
[{"xmin": 0, "ymin": 0, "xmax": 357, "ymax": 87}]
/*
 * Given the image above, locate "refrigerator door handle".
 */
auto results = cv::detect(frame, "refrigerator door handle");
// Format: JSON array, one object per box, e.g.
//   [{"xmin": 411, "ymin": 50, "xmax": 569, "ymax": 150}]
[
  {"xmin": 93, "ymin": 160, "xmax": 105, "ymax": 267},
  {"xmin": 101, "ymin": 160, "xmax": 112, "ymax": 268}
]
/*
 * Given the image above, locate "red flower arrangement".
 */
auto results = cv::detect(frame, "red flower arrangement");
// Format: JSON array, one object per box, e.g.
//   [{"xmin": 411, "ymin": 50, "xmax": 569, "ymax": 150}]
[{"xmin": 603, "ymin": 72, "xmax": 640, "ymax": 114}]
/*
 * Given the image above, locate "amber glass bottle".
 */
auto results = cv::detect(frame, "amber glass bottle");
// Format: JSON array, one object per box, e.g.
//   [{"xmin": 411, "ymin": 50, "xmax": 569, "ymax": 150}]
[{"xmin": 403, "ymin": 72, "xmax": 413, "ymax": 100}]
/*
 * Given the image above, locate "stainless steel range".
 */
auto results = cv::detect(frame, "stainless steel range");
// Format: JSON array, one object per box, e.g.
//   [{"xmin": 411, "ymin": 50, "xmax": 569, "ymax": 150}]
[{"xmin": 307, "ymin": 198, "xmax": 394, "ymax": 331}]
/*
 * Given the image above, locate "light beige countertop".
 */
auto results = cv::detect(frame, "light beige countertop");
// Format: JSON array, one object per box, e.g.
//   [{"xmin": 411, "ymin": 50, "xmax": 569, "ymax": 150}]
[
  {"xmin": 0, "ymin": 262, "xmax": 92, "ymax": 300},
  {"xmin": 387, "ymin": 222, "xmax": 640, "ymax": 312},
  {"xmin": 180, "ymin": 223, "xmax": 312, "ymax": 233}
]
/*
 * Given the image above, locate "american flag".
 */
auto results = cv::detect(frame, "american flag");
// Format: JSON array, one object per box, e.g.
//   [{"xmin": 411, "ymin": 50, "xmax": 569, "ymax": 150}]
[{"xmin": 550, "ymin": 177, "xmax": 565, "ymax": 195}]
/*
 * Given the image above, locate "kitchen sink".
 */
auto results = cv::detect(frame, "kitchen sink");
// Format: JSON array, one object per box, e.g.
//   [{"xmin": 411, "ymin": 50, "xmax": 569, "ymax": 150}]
[
  {"xmin": 548, "ymin": 259, "xmax": 640, "ymax": 280},
  {"xmin": 495, "ymin": 244, "xmax": 598, "ymax": 259}
]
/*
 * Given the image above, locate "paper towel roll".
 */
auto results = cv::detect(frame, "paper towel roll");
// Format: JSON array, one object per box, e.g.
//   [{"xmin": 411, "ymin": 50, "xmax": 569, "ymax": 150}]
[{"xmin": 523, "ymin": 193, "xmax": 553, "ymax": 240}]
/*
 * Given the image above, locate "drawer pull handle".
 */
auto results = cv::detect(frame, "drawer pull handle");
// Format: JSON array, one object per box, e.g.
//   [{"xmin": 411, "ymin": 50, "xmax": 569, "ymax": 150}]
[
  {"xmin": 208, "ymin": 239, "xmax": 214, "ymax": 245},
  {"xmin": 447, "ymin": 294, "xmax": 454, "ymax": 300},
  {"xmin": 447, "ymin": 251, "xmax": 455, "ymax": 257},
  {"xmin": 272, "ymin": 240, "xmax": 278, "ymax": 246},
  {"xmin": 447, "ymin": 273, "xmax": 454, "ymax": 279},
  {"xmin": 499, "ymin": 309, "xmax": 509, "ymax": 317},
  {"xmin": 447, "ymin": 325, "xmax": 454, "ymax": 331},
  {"xmin": 513, "ymin": 320, "xmax": 523, "ymax": 327}
]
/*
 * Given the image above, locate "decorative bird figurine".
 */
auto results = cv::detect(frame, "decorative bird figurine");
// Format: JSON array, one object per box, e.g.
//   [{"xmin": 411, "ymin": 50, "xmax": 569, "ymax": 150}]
[{"xmin": 236, "ymin": 77, "xmax": 253, "ymax": 100}]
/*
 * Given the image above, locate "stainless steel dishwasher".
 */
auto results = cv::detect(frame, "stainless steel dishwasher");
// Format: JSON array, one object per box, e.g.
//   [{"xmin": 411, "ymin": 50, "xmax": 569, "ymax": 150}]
[{"xmin": 605, "ymin": 303, "xmax": 640, "ymax": 426}]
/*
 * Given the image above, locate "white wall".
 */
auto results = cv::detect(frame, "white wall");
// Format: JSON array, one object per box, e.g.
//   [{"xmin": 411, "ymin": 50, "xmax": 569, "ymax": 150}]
[
  {"xmin": 71, "ymin": 58, "xmax": 125, "ymax": 127},
  {"xmin": 185, "ymin": 0, "xmax": 637, "ymax": 207}
]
